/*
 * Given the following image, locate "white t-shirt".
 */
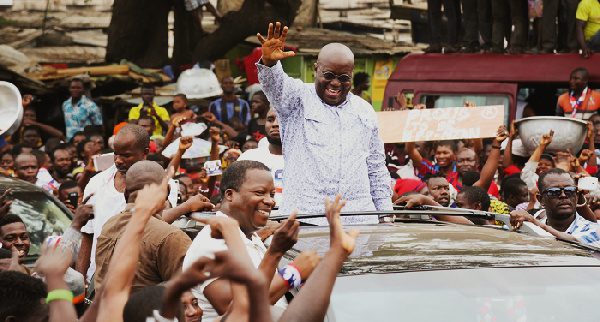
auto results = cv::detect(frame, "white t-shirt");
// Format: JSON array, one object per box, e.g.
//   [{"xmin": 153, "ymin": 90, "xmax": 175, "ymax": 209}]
[
  {"xmin": 81, "ymin": 164, "xmax": 178, "ymax": 281},
  {"xmin": 182, "ymin": 212, "xmax": 287, "ymax": 321},
  {"xmin": 237, "ymin": 144, "xmax": 284, "ymax": 209}
]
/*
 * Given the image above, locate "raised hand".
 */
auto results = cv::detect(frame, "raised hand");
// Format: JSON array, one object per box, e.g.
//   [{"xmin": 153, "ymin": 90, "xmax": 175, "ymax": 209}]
[
  {"xmin": 172, "ymin": 115, "xmax": 187, "ymax": 127},
  {"xmin": 179, "ymin": 136, "xmax": 193, "ymax": 151},
  {"xmin": 201, "ymin": 112, "xmax": 216, "ymax": 123},
  {"xmin": 579, "ymin": 149, "xmax": 593, "ymax": 163},
  {"xmin": 292, "ymin": 250, "xmax": 321, "ymax": 280},
  {"xmin": 34, "ymin": 242, "xmax": 73, "ymax": 277},
  {"xmin": 509, "ymin": 120, "xmax": 517, "ymax": 139},
  {"xmin": 134, "ymin": 178, "xmax": 169, "ymax": 217},
  {"xmin": 325, "ymin": 194, "xmax": 360, "ymax": 256},
  {"xmin": 0, "ymin": 189, "xmax": 12, "ymax": 220},
  {"xmin": 71, "ymin": 194, "xmax": 94, "ymax": 231},
  {"xmin": 495, "ymin": 125, "xmax": 509, "ymax": 144},
  {"xmin": 192, "ymin": 215, "xmax": 240, "ymax": 240},
  {"xmin": 257, "ymin": 22, "xmax": 296, "ymax": 66},
  {"xmin": 267, "ymin": 211, "xmax": 300, "ymax": 255},
  {"xmin": 209, "ymin": 126, "xmax": 221, "ymax": 143},
  {"xmin": 539, "ymin": 129, "xmax": 554, "ymax": 147}
]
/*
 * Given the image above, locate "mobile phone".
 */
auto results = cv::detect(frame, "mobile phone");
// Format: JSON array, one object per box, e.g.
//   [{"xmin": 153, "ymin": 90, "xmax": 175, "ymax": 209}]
[
  {"xmin": 578, "ymin": 176, "xmax": 598, "ymax": 191},
  {"xmin": 93, "ymin": 153, "xmax": 115, "ymax": 172},
  {"xmin": 67, "ymin": 191, "xmax": 79, "ymax": 209}
]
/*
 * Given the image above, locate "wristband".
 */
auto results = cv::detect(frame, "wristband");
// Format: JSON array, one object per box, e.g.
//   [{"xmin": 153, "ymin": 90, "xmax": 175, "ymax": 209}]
[
  {"xmin": 46, "ymin": 289, "xmax": 73, "ymax": 304},
  {"xmin": 491, "ymin": 145, "xmax": 501, "ymax": 149},
  {"xmin": 279, "ymin": 263, "xmax": 302, "ymax": 290}
]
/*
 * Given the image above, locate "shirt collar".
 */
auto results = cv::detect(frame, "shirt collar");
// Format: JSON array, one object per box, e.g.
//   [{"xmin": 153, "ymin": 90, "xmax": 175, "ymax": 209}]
[{"xmin": 215, "ymin": 211, "xmax": 262, "ymax": 245}]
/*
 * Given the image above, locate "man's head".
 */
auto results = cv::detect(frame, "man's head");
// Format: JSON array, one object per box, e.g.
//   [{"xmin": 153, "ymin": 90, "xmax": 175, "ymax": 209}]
[
  {"xmin": 0, "ymin": 271, "xmax": 48, "ymax": 322},
  {"xmin": 15, "ymin": 153, "xmax": 38, "ymax": 183},
  {"xmin": 69, "ymin": 78, "xmax": 85, "ymax": 100},
  {"xmin": 173, "ymin": 94, "xmax": 188, "ymax": 113},
  {"xmin": 114, "ymin": 124, "xmax": 150, "ymax": 177},
  {"xmin": 70, "ymin": 131, "xmax": 86, "ymax": 147},
  {"xmin": 77, "ymin": 139, "xmax": 101, "ymax": 164},
  {"xmin": 23, "ymin": 106, "xmax": 36, "ymax": 123},
  {"xmin": 123, "ymin": 285, "xmax": 180, "ymax": 322},
  {"xmin": 353, "ymin": 72, "xmax": 370, "ymax": 92},
  {"xmin": 265, "ymin": 107, "xmax": 281, "ymax": 146},
  {"xmin": 424, "ymin": 172, "xmax": 450, "ymax": 207},
  {"xmin": 30, "ymin": 150, "xmax": 51, "ymax": 172},
  {"xmin": 0, "ymin": 214, "xmax": 30, "ymax": 264},
  {"xmin": 434, "ymin": 141, "xmax": 457, "ymax": 169},
  {"xmin": 221, "ymin": 76, "xmax": 235, "ymax": 95},
  {"xmin": 538, "ymin": 168, "xmax": 577, "ymax": 220},
  {"xmin": 22, "ymin": 125, "xmax": 41, "ymax": 148},
  {"xmin": 138, "ymin": 115, "xmax": 156, "ymax": 137},
  {"xmin": 242, "ymin": 139, "xmax": 258, "ymax": 152},
  {"xmin": 314, "ymin": 43, "xmax": 354, "ymax": 106},
  {"xmin": 456, "ymin": 186, "xmax": 490, "ymax": 211},
  {"xmin": 89, "ymin": 133, "xmax": 105, "ymax": 151},
  {"xmin": 141, "ymin": 84, "xmax": 156, "ymax": 106},
  {"xmin": 251, "ymin": 91, "xmax": 270, "ymax": 116},
  {"xmin": 125, "ymin": 160, "xmax": 167, "ymax": 202},
  {"xmin": 181, "ymin": 290, "xmax": 203, "ymax": 322},
  {"xmin": 220, "ymin": 160, "xmax": 274, "ymax": 235},
  {"xmin": 175, "ymin": 174, "xmax": 195, "ymax": 197},
  {"xmin": 51, "ymin": 147, "xmax": 72, "ymax": 176},
  {"xmin": 456, "ymin": 148, "xmax": 478, "ymax": 176},
  {"xmin": 58, "ymin": 180, "xmax": 83, "ymax": 207},
  {"xmin": 569, "ymin": 67, "xmax": 589, "ymax": 93},
  {"xmin": 502, "ymin": 177, "xmax": 529, "ymax": 208}
]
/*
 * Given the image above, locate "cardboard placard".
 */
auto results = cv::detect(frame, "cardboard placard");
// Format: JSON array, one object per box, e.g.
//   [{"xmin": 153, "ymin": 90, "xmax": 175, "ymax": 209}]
[{"xmin": 377, "ymin": 105, "xmax": 504, "ymax": 143}]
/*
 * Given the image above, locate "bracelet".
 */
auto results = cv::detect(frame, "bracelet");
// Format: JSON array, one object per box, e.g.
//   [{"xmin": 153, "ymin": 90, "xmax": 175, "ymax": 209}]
[
  {"xmin": 491, "ymin": 145, "xmax": 501, "ymax": 149},
  {"xmin": 278, "ymin": 263, "xmax": 302, "ymax": 290},
  {"xmin": 46, "ymin": 289, "xmax": 73, "ymax": 304},
  {"xmin": 577, "ymin": 195, "xmax": 588, "ymax": 207}
]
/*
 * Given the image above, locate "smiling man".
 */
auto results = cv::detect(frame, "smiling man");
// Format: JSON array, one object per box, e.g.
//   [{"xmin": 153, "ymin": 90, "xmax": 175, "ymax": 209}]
[
  {"xmin": 0, "ymin": 214, "xmax": 31, "ymax": 274},
  {"xmin": 256, "ymin": 23, "xmax": 392, "ymax": 224}
]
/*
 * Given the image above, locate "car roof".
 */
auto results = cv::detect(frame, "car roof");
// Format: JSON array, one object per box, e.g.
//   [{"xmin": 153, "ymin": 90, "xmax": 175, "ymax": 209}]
[
  {"xmin": 389, "ymin": 53, "xmax": 600, "ymax": 84},
  {"xmin": 285, "ymin": 220, "xmax": 600, "ymax": 276}
]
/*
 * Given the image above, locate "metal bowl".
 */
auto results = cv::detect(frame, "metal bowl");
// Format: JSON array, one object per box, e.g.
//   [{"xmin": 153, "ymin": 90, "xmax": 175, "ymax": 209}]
[
  {"xmin": 515, "ymin": 116, "xmax": 588, "ymax": 153},
  {"xmin": 0, "ymin": 81, "xmax": 23, "ymax": 138}
]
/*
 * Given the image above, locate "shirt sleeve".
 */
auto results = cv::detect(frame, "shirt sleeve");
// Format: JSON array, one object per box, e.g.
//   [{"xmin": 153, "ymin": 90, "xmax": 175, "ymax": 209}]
[
  {"xmin": 366, "ymin": 111, "xmax": 393, "ymax": 211},
  {"xmin": 256, "ymin": 61, "xmax": 304, "ymax": 120},
  {"xmin": 158, "ymin": 231, "xmax": 192, "ymax": 282},
  {"xmin": 90, "ymin": 101, "xmax": 103, "ymax": 125},
  {"xmin": 158, "ymin": 106, "xmax": 170, "ymax": 121},
  {"xmin": 576, "ymin": 0, "xmax": 590, "ymax": 21},
  {"xmin": 129, "ymin": 106, "xmax": 140, "ymax": 120},
  {"xmin": 521, "ymin": 161, "xmax": 539, "ymax": 190}
]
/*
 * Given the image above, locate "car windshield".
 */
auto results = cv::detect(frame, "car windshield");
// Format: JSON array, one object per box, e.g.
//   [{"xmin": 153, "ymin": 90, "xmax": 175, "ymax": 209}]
[
  {"xmin": 8, "ymin": 189, "xmax": 71, "ymax": 259},
  {"xmin": 328, "ymin": 266, "xmax": 600, "ymax": 321}
]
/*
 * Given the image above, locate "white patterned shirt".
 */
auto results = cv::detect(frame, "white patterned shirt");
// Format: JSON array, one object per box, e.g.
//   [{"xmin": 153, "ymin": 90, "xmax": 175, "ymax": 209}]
[
  {"xmin": 257, "ymin": 61, "xmax": 392, "ymax": 225},
  {"xmin": 543, "ymin": 214, "xmax": 600, "ymax": 248},
  {"xmin": 62, "ymin": 95, "xmax": 102, "ymax": 140}
]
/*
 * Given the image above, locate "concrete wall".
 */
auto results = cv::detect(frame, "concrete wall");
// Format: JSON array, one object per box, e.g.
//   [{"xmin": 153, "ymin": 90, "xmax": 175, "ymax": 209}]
[{"xmin": 10, "ymin": 0, "xmax": 113, "ymax": 11}]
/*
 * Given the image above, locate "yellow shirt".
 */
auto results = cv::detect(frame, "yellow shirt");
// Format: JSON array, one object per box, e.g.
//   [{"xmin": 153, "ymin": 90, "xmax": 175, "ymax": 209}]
[
  {"xmin": 128, "ymin": 103, "xmax": 170, "ymax": 136},
  {"xmin": 576, "ymin": 0, "xmax": 600, "ymax": 41}
]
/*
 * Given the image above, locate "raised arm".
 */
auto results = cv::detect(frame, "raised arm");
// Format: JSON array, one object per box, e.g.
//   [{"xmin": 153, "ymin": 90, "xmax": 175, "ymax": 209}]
[
  {"xmin": 257, "ymin": 22, "xmax": 296, "ymax": 67},
  {"xmin": 166, "ymin": 136, "xmax": 192, "ymax": 178},
  {"xmin": 475, "ymin": 125, "xmax": 508, "ymax": 191},
  {"xmin": 502, "ymin": 121, "xmax": 516, "ymax": 169},
  {"xmin": 405, "ymin": 142, "xmax": 423, "ymax": 166}
]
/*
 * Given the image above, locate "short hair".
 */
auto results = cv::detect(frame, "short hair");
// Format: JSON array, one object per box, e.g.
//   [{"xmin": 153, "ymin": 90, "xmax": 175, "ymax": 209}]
[
  {"xmin": 221, "ymin": 76, "xmax": 234, "ymax": 83},
  {"xmin": 0, "ymin": 271, "xmax": 47, "ymax": 320},
  {"xmin": 0, "ymin": 151, "xmax": 12, "ymax": 162},
  {"xmin": 11, "ymin": 143, "xmax": 31, "ymax": 157},
  {"xmin": 69, "ymin": 131, "xmax": 86, "ymax": 144},
  {"xmin": 437, "ymin": 140, "xmax": 457, "ymax": 152},
  {"xmin": 58, "ymin": 180, "xmax": 80, "ymax": 194},
  {"xmin": 252, "ymin": 90, "xmax": 269, "ymax": 106},
  {"xmin": 138, "ymin": 115, "xmax": 155, "ymax": 122},
  {"xmin": 22, "ymin": 125, "xmax": 41, "ymax": 136},
  {"xmin": 141, "ymin": 83, "xmax": 155, "ymax": 91},
  {"xmin": 502, "ymin": 177, "xmax": 527, "ymax": 200},
  {"xmin": 125, "ymin": 160, "xmax": 167, "ymax": 193},
  {"xmin": 174, "ymin": 93, "xmax": 188, "ymax": 102},
  {"xmin": 50, "ymin": 144, "xmax": 70, "ymax": 163},
  {"xmin": 0, "ymin": 214, "xmax": 24, "ymax": 231},
  {"xmin": 14, "ymin": 153, "xmax": 37, "ymax": 168},
  {"xmin": 116, "ymin": 124, "xmax": 150, "ymax": 150},
  {"xmin": 538, "ymin": 168, "xmax": 571, "ymax": 192},
  {"xmin": 423, "ymin": 172, "xmax": 446, "ymax": 184},
  {"xmin": 174, "ymin": 173, "xmax": 190, "ymax": 181},
  {"xmin": 462, "ymin": 171, "xmax": 480, "ymax": 187},
  {"xmin": 220, "ymin": 160, "xmax": 270, "ymax": 195},
  {"xmin": 30, "ymin": 150, "xmax": 48, "ymax": 167},
  {"xmin": 0, "ymin": 248, "xmax": 11, "ymax": 259},
  {"xmin": 70, "ymin": 77, "xmax": 85, "ymax": 86},
  {"xmin": 353, "ymin": 71, "xmax": 369, "ymax": 87},
  {"xmin": 540, "ymin": 153, "xmax": 554, "ymax": 163},
  {"xmin": 571, "ymin": 67, "xmax": 589, "ymax": 80},
  {"xmin": 123, "ymin": 285, "xmax": 168, "ymax": 322},
  {"xmin": 457, "ymin": 186, "xmax": 490, "ymax": 211},
  {"xmin": 76, "ymin": 138, "xmax": 92, "ymax": 159}
]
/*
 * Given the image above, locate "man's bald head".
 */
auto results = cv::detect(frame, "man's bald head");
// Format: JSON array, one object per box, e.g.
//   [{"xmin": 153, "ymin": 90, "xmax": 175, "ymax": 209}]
[
  {"xmin": 125, "ymin": 161, "xmax": 167, "ymax": 193},
  {"xmin": 116, "ymin": 124, "xmax": 150, "ymax": 150},
  {"xmin": 14, "ymin": 153, "xmax": 37, "ymax": 168},
  {"xmin": 317, "ymin": 43, "xmax": 354, "ymax": 66}
]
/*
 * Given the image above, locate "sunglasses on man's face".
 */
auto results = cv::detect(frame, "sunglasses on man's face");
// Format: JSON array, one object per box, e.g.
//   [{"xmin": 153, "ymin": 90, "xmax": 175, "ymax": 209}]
[
  {"xmin": 318, "ymin": 67, "xmax": 352, "ymax": 83},
  {"xmin": 541, "ymin": 186, "xmax": 577, "ymax": 198}
]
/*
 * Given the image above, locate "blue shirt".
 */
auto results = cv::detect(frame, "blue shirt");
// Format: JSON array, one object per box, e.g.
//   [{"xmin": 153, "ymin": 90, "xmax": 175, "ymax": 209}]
[
  {"xmin": 257, "ymin": 61, "xmax": 393, "ymax": 225},
  {"xmin": 62, "ymin": 95, "xmax": 102, "ymax": 140},
  {"xmin": 208, "ymin": 98, "xmax": 251, "ymax": 126},
  {"xmin": 543, "ymin": 214, "xmax": 600, "ymax": 248}
]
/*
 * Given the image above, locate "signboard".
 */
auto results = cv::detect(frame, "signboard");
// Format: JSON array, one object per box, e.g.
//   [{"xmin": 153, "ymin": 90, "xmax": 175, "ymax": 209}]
[
  {"xmin": 377, "ymin": 105, "xmax": 505, "ymax": 143},
  {"xmin": 372, "ymin": 60, "xmax": 394, "ymax": 110}
]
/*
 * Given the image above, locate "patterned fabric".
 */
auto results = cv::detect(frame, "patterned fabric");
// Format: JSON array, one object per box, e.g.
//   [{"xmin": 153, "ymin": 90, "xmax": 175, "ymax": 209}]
[
  {"xmin": 183, "ymin": 0, "xmax": 208, "ymax": 11},
  {"xmin": 543, "ymin": 214, "xmax": 600, "ymax": 248},
  {"xmin": 62, "ymin": 95, "xmax": 102, "ymax": 140},
  {"xmin": 257, "ymin": 61, "xmax": 393, "ymax": 225}
]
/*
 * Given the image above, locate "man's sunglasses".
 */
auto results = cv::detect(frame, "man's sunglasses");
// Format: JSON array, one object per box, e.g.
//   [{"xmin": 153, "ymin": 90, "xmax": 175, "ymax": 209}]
[
  {"xmin": 541, "ymin": 186, "xmax": 577, "ymax": 198},
  {"xmin": 318, "ymin": 67, "xmax": 352, "ymax": 83}
]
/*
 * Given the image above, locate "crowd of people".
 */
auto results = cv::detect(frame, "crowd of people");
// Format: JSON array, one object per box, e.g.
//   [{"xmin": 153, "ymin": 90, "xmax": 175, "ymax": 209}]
[
  {"xmin": 0, "ymin": 21, "xmax": 600, "ymax": 321},
  {"xmin": 426, "ymin": 0, "xmax": 600, "ymax": 56}
]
